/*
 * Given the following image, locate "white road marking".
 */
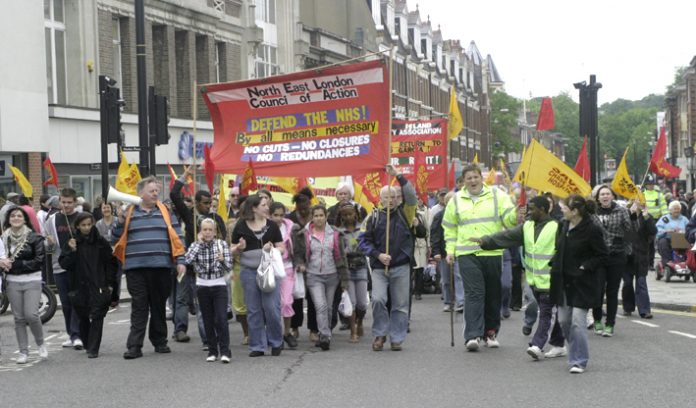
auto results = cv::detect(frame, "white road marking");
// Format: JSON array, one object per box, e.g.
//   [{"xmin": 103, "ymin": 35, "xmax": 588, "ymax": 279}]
[
  {"xmin": 631, "ymin": 320, "xmax": 659, "ymax": 328},
  {"xmin": 44, "ymin": 334, "xmax": 58, "ymax": 341},
  {"xmin": 668, "ymin": 330, "xmax": 696, "ymax": 339}
]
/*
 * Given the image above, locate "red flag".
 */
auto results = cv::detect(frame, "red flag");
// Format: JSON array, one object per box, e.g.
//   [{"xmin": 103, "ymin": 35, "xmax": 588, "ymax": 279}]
[
  {"xmin": 649, "ymin": 128, "xmax": 682, "ymax": 178},
  {"xmin": 517, "ymin": 186, "xmax": 527, "ymax": 207},
  {"xmin": 573, "ymin": 136, "xmax": 591, "ymax": 182},
  {"xmin": 167, "ymin": 163, "xmax": 178, "ymax": 192},
  {"xmin": 447, "ymin": 161, "xmax": 455, "ymax": 190},
  {"xmin": 413, "ymin": 153, "xmax": 429, "ymax": 204},
  {"xmin": 536, "ymin": 97, "xmax": 555, "ymax": 131},
  {"xmin": 360, "ymin": 171, "xmax": 386, "ymax": 205},
  {"xmin": 42, "ymin": 156, "xmax": 59, "ymax": 187},
  {"xmin": 240, "ymin": 158, "xmax": 258, "ymax": 195},
  {"xmin": 203, "ymin": 144, "xmax": 215, "ymax": 192}
]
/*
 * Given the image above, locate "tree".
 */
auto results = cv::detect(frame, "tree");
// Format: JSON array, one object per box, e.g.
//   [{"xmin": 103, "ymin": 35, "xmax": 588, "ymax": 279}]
[{"xmin": 490, "ymin": 90, "xmax": 522, "ymax": 157}]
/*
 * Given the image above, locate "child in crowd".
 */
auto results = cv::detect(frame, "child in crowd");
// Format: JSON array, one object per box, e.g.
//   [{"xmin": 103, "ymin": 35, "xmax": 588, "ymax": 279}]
[{"xmin": 184, "ymin": 218, "xmax": 233, "ymax": 363}]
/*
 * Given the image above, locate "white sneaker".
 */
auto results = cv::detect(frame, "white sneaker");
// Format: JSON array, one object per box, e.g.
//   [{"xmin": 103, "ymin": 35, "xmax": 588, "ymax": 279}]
[
  {"xmin": 526, "ymin": 345, "xmax": 544, "ymax": 360},
  {"xmin": 454, "ymin": 305, "xmax": 464, "ymax": 313},
  {"xmin": 16, "ymin": 353, "xmax": 28, "ymax": 364},
  {"xmin": 544, "ymin": 346, "xmax": 568, "ymax": 358},
  {"xmin": 73, "ymin": 339, "xmax": 84, "ymax": 350},
  {"xmin": 569, "ymin": 365, "xmax": 585, "ymax": 374},
  {"xmin": 220, "ymin": 355, "xmax": 231, "ymax": 364},
  {"xmin": 61, "ymin": 339, "xmax": 73, "ymax": 348},
  {"xmin": 442, "ymin": 304, "xmax": 452, "ymax": 312},
  {"xmin": 465, "ymin": 338, "xmax": 480, "ymax": 352},
  {"xmin": 206, "ymin": 355, "xmax": 217, "ymax": 362},
  {"xmin": 38, "ymin": 345, "xmax": 48, "ymax": 358},
  {"xmin": 484, "ymin": 332, "xmax": 500, "ymax": 348}
]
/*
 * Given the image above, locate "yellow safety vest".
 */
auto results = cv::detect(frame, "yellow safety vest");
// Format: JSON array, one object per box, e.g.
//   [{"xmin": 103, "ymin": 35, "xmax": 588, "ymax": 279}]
[
  {"xmin": 442, "ymin": 185, "xmax": 517, "ymax": 257},
  {"xmin": 523, "ymin": 220, "xmax": 558, "ymax": 290},
  {"xmin": 643, "ymin": 189, "xmax": 666, "ymax": 218}
]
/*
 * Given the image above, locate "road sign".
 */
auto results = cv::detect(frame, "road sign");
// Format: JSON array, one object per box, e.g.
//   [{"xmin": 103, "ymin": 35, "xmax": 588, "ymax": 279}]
[{"xmin": 122, "ymin": 146, "xmax": 142, "ymax": 152}]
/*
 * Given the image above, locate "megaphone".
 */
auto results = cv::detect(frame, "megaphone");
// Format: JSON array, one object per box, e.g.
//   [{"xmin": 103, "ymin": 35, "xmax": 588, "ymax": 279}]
[{"xmin": 106, "ymin": 186, "xmax": 142, "ymax": 206}]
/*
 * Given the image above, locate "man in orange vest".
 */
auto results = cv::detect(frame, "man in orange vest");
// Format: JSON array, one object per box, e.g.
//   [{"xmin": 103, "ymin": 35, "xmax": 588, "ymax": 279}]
[{"xmin": 113, "ymin": 176, "xmax": 186, "ymax": 359}]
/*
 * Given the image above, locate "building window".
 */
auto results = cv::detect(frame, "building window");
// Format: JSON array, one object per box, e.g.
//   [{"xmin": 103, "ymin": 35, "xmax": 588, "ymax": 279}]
[
  {"xmin": 256, "ymin": 0, "xmax": 276, "ymax": 24},
  {"xmin": 44, "ymin": 0, "xmax": 66, "ymax": 104},
  {"xmin": 255, "ymin": 44, "xmax": 278, "ymax": 78},
  {"xmin": 112, "ymin": 17, "xmax": 123, "ymax": 87},
  {"xmin": 215, "ymin": 42, "xmax": 226, "ymax": 83}
]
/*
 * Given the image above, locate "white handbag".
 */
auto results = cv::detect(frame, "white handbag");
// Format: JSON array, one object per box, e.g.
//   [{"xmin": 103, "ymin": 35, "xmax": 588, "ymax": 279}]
[
  {"xmin": 293, "ymin": 272, "xmax": 305, "ymax": 299},
  {"xmin": 256, "ymin": 250, "xmax": 276, "ymax": 292},
  {"xmin": 270, "ymin": 247, "xmax": 286, "ymax": 279}
]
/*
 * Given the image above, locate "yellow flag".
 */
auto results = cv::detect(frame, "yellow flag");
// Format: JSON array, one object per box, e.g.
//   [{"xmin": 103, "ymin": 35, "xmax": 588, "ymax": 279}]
[
  {"xmin": 472, "ymin": 153, "xmax": 479, "ymax": 165},
  {"xmin": 9, "ymin": 165, "xmax": 33, "ymax": 198},
  {"xmin": 116, "ymin": 153, "xmax": 140, "ymax": 195},
  {"xmin": 513, "ymin": 139, "xmax": 591, "ymax": 198},
  {"xmin": 272, "ymin": 177, "xmax": 301, "ymax": 195},
  {"xmin": 217, "ymin": 179, "xmax": 228, "ymax": 223},
  {"xmin": 352, "ymin": 180, "xmax": 375, "ymax": 213},
  {"xmin": 484, "ymin": 169, "xmax": 497, "ymax": 186},
  {"xmin": 448, "ymin": 85, "xmax": 463, "ymax": 140},
  {"xmin": 611, "ymin": 148, "xmax": 645, "ymax": 204}
]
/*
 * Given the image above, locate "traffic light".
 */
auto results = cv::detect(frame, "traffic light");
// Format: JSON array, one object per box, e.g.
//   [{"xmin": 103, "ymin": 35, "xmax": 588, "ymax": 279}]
[
  {"xmin": 149, "ymin": 86, "xmax": 170, "ymax": 145},
  {"xmin": 99, "ymin": 75, "xmax": 125, "ymax": 144}
]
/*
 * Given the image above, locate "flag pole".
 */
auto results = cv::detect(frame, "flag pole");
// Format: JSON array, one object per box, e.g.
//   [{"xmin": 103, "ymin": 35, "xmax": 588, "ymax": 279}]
[
  {"xmin": 384, "ymin": 46, "xmax": 394, "ymax": 277},
  {"xmin": 192, "ymin": 80, "xmax": 199, "ymax": 243}
]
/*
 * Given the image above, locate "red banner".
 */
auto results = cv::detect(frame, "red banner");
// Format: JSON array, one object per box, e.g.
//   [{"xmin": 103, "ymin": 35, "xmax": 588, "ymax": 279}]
[
  {"xmin": 201, "ymin": 60, "xmax": 390, "ymax": 177},
  {"xmin": 390, "ymin": 119, "xmax": 448, "ymax": 190}
]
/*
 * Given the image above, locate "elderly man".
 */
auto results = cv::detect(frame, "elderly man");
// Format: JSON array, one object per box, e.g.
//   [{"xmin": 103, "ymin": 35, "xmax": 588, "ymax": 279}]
[
  {"xmin": 359, "ymin": 165, "xmax": 425, "ymax": 351},
  {"xmin": 327, "ymin": 181, "xmax": 368, "ymax": 226},
  {"xmin": 113, "ymin": 176, "xmax": 186, "ymax": 359}
]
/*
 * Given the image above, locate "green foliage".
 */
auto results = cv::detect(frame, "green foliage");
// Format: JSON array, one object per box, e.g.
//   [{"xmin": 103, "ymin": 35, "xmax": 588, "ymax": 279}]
[
  {"xmin": 490, "ymin": 91, "xmax": 522, "ymax": 157},
  {"xmin": 527, "ymin": 93, "xmax": 661, "ymax": 180}
]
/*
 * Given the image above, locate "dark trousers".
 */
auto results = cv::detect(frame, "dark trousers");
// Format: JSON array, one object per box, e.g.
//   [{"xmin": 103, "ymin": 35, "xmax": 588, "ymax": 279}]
[
  {"xmin": 54, "ymin": 272, "xmax": 81, "ymax": 341},
  {"xmin": 291, "ymin": 298, "xmax": 304, "ymax": 329},
  {"xmin": 622, "ymin": 270, "xmax": 651, "ymax": 315},
  {"xmin": 458, "ymin": 255, "xmax": 502, "ymax": 341},
  {"xmin": 592, "ymin": 253, "xmax": 626, "ymax": 327},
  {"xmin": 75, "ymin": 305, "xmax": 107, "ymax": 354},
  {"xmin": 125, "ymin": 268, "xmax": 172, "ymax": 350},
  {"xmin": 111, "ymin": 265, "xmax": 123, "ymax": 303},
  {"xmin": 530, "ymin": 289, "xmax": 565, "ymax": 349},
  {"xmin": 510, "ymin": 265, "xmax": 523, "ymax": 309},
  {"xmin": 657, "ymin": 237, "xmax": 673, "ymax": 268},
  {"xmin": 197, "ymin": 285, "xmax": 230, "ymax": 358}
]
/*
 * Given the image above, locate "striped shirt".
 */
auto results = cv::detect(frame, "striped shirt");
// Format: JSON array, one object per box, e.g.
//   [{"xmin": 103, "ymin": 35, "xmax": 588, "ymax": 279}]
[{"xmin": 111, "ymin": 205, "xmax": 185, "ymax": 271}]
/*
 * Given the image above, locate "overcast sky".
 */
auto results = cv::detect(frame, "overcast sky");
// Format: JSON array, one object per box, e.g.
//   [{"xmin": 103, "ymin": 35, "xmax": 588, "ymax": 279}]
[{"xmin": 408, "ymin": 0, "xmax": 694, "ymax": 104}]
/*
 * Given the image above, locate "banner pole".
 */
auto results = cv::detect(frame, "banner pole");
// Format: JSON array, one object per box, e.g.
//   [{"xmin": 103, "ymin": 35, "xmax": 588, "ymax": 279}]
[
  {"xmin": 384, "ymin": 47, "xmax": 395, "ymax": 277},
  {"xmin": 192, "ymin": 80, "xmax": 199, "ymax": 242}
]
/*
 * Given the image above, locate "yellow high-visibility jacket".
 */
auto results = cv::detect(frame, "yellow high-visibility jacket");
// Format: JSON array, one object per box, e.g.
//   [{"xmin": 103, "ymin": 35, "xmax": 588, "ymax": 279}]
[{"xmin": 442, "ymin": 185, "xmax": 517, "ymax": 257}]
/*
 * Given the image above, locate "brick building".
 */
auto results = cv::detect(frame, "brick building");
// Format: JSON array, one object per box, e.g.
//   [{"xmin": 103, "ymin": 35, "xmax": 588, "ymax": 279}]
[
  {"xmin": 0, "ymin": 0, "xmax": 503, "ymax": 203},
  {"xmin": 665, "ymin": 56, "xmax": 696, "ymax": 190}
]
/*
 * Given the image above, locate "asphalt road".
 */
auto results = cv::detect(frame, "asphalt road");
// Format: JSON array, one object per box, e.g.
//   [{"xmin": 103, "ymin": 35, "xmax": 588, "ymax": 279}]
[{"xmin": 1, "ymin": 295, "xmax": 694, "ymax": 407}]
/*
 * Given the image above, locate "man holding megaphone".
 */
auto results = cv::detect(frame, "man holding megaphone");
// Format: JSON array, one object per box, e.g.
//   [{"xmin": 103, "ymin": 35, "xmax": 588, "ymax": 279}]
[{"xmin": 112, "ymin": 176, "xmax": 186, "ymax": 360}]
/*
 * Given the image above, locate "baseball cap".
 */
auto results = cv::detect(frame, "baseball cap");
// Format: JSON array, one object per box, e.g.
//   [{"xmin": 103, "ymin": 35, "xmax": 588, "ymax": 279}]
[{"xmin": 6, "ymin": 192, "xmax": 19, "ymax": 199}]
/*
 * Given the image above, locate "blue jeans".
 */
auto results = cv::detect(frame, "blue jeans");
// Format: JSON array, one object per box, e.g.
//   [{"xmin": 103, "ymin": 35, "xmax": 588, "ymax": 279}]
[
  {"xmin": 371, "ymin": 264, "xmax": 410, "ymax": 344},
  {"xmin": 306, "ymin": 273, "xmax": 339, "ymax": 339},
  {"xmin": 523, "ymin": 282, "xmax": 539, "ymax": 329},
  {"xmin": 530, "ymin": 290, "xmax": 565, "ymax": 349},
  {"xmin": 173, "ymin": 272, "xmax": 207, "ymax": 343},
  {"xmin": 197, "ymin": 285, "xmax": 230, "ymax": 358},
  {"xmin": 439, "ymin": 259, "xmax": 464, "ymax": 307},
  {"xmin": 500, "ymin": 256, "xmax": 512, "ymax": 316},
  {"xmin": 240, "ymin": 267, "xmax": 283, "ymax": 352},
  {"xmin": 558, "ymin": 295, "xmax": 589, "ymax": 369},
  {"xmin": 54, "ymin": 272, "xmax": 81, "ymax": 341},
  {"xmin": 622, "ymin": 272, "xmax": 651, "ymax": 315}
]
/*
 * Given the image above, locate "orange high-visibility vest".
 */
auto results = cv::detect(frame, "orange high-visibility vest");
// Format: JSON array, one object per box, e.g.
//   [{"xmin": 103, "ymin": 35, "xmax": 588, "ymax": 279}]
[{"xmin": 113, "ymin": 201, "xmax": 185, "ymax": 264}]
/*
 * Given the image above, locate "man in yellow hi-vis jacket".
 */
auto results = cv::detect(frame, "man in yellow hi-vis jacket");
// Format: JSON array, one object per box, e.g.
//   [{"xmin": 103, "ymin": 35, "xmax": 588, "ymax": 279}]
[{"xmin": 443, "ymin": 164, "xmax": 517, "ymax": 351}]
